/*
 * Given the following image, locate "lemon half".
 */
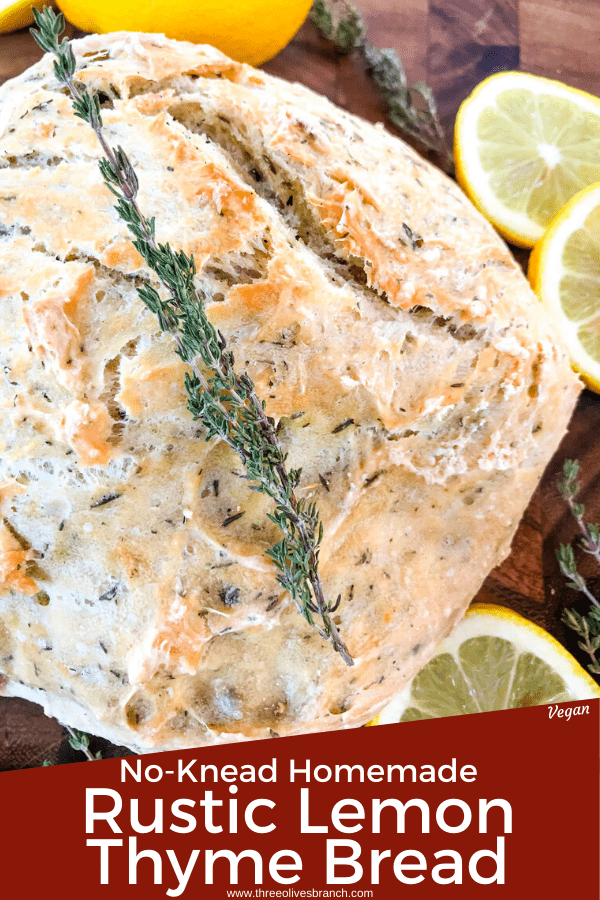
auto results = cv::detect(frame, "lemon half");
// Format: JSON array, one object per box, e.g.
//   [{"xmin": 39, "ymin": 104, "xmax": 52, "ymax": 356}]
[
  {"xmin": 372, "ymin": 604, "xmax": 600, "ymax": 725},
  {"xmin": 455, "ymin": 71, "xmax": 600, "ymax": 248},
  {"xmin": 528, "ymin": 182, "xmax": 600, "ymax": 393},
  {"xmin": 56, "ymin": 0, "xmax": 312, "ymax": 66},
  {"xmin": 0, "ymin": 0, "xmax": 45, "ymax": 33}
]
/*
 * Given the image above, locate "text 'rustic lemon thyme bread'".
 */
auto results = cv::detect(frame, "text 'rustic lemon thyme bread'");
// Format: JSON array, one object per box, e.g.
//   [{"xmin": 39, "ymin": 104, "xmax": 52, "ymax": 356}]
[{"xmin": 0, "ymin": 33, "xmax": 580, "ymax": 751}]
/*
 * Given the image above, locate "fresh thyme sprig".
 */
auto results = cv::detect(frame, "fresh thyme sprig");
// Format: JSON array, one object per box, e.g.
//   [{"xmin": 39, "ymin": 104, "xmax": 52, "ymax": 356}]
[
  {"xmin": 558, "ymin": 460, "xmax": 600, "ymax": 569},
  {"xmin": 66, "ymin": 726, "xmax": 103, "ymax": 761},
  {"xmin": 364, "ymin": 46, "xmax": 449, "ymax": 167},
  {"xmin": 310, "ymin": 0, "xmax": 452, "ymax": 170},
  {"xmin": 556, "ymin": 459, "xmax": 600, "ymax": 676},
  {"xmin": 42, "ymin": 727, "xmax": 102, "ymax": 765},
  {"xmin": 561, "ymin": 607, "xmax": 600, "ymax": 676},
  {"xmin": 32, "ymin": 7, "xmax": 352, "ymax": 666},
  {"xmin": 310, "ymin": 0, "xmax": 366, "ymax": 52}
]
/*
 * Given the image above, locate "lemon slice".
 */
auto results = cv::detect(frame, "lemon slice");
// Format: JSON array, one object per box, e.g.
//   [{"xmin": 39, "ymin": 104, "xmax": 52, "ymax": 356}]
[
  {"xmin": 0, "ymin": 0, "xmax": 45, "ymax": 33},
  {"xmin": 455, "ymin": 71, "xmax": 600, "ymax": 248},
  {"xmin": 372, "ymin": 604, "xmax": 600, "ymax": 725},
  {"xmin": 528, "ymin": 182, "xmax": 600, "ymax": 393}
]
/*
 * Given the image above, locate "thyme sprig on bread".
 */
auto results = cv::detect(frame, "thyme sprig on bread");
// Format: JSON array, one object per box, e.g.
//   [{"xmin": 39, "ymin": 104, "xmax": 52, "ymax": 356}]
[
  {"xmin": 32, "ymin": 7, "xmax": 352, "ymax": 666},
  {"xmin": 310, "ymin": 0, "xmax": 451, "ymax": 169}
]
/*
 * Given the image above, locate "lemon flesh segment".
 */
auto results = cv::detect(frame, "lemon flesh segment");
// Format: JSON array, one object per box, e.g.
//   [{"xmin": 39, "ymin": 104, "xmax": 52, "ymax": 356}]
[
  {"xmin": 455, "ymin": 72, "xmax": 600, "ymax": 248},
  {"xmin": 376, "ymin": 604, "xmax": 600, "ymax": 726},
  {"xmin": 508, "ymin": 653, "xmax": 569, "ymax": 707},
  {"xmin": 409, "ymin": 653, "xmax": 480, "ymax": 718},
  {"xmin": 529, "ymin": 182, "xmax": 600, "ymax": 393},
  {"xmin": 0, "ymin": 0, "xmax": 45, "ymax": 33},
  {"xmin": 458, "ymin": 636, "xmax": 515, "ymax": 711}
]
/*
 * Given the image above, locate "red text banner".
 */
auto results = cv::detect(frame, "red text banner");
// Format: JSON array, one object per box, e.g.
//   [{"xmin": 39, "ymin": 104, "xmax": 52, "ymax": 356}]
[{"xmin": 1, "ymin": 699, "xmax": 597, "ymax": 898}]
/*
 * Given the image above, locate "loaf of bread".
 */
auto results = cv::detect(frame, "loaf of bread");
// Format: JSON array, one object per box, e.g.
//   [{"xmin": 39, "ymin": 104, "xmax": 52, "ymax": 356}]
[{"xmin": 0, "ymin": 33, "xmax": 580, "ymax": 751}]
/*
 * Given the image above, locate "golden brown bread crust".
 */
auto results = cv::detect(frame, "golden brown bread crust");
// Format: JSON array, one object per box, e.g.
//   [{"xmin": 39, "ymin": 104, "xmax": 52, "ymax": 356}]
[{"xmin": 0, "ymin": 32, "xmax": 580, "ymax": 750}]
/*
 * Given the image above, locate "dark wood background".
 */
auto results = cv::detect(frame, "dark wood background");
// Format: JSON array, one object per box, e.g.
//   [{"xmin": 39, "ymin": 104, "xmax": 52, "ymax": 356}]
[{"xmin": 1, "ymin": 0, "xmax": 600, "ymax": 767}]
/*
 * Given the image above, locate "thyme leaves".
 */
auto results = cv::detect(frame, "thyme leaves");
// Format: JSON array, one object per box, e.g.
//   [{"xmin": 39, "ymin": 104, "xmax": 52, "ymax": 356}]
[
  {"xmin": 32, "ymin": 7, "xmax": 353, "ymax": 666},
  {"xmin": 557, "ymin": 459, "xmax": 600, "ymax": 677},
  {"xmin": 310, "ymin": 0, "xmax": 451, "ymax": 170}
]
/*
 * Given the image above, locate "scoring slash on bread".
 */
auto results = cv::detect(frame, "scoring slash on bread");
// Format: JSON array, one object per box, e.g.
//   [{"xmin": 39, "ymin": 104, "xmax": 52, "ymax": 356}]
[{"xmin": 0, "ymin": 32, "xmax": 581, "ymax": 751}]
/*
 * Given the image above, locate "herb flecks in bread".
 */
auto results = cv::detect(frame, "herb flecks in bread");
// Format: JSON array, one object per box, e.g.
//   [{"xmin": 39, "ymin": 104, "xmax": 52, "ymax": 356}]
[
  {"xmin": 0, "ymin": 21, "xmax": 580, "ymax": 751},
  {"xmin": 32, "ymin": 7, "xmax": 351, "ymax": 666}
]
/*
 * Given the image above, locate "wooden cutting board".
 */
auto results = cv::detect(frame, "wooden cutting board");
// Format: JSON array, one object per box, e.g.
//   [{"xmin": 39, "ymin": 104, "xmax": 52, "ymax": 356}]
[{"xmin": 1, "ymin": 0, "xmax": 599, "ymax": 766}]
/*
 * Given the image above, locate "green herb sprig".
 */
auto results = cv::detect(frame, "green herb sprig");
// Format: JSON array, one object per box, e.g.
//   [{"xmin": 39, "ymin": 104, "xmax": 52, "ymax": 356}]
[
  {"xmin": 42, "ymin": 727, "xmax": 102, "ymax": 765},
  {"xmin": 32, "ymin": 7, "xmax": 352, "ymax": 666},
  {"xmin": 557, "ymin": 459, "xmax": 600, "ymax": 676},
  {"xmin": 310, "ymin": 0, "xmax": 452, "ymax": 170},
  {"xmin": 66, "ymin": 726, "xmax": 103, "ymax": 760},
  {"xmin": 310, "ymin": 0, "xmax": 366, "ymax": 51}
]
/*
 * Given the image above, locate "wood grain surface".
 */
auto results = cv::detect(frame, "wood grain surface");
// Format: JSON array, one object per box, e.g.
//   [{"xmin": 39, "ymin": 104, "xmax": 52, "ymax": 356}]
[{"xmin": 1, "ymin": 0, "xmax": 600, "ymax": 767}]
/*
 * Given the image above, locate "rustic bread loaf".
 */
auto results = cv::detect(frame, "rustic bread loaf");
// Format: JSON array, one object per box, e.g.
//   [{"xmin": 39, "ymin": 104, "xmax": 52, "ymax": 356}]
[{"xmin": 0, "ymin": 33, "xmax": 580, "ymax": 751}]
